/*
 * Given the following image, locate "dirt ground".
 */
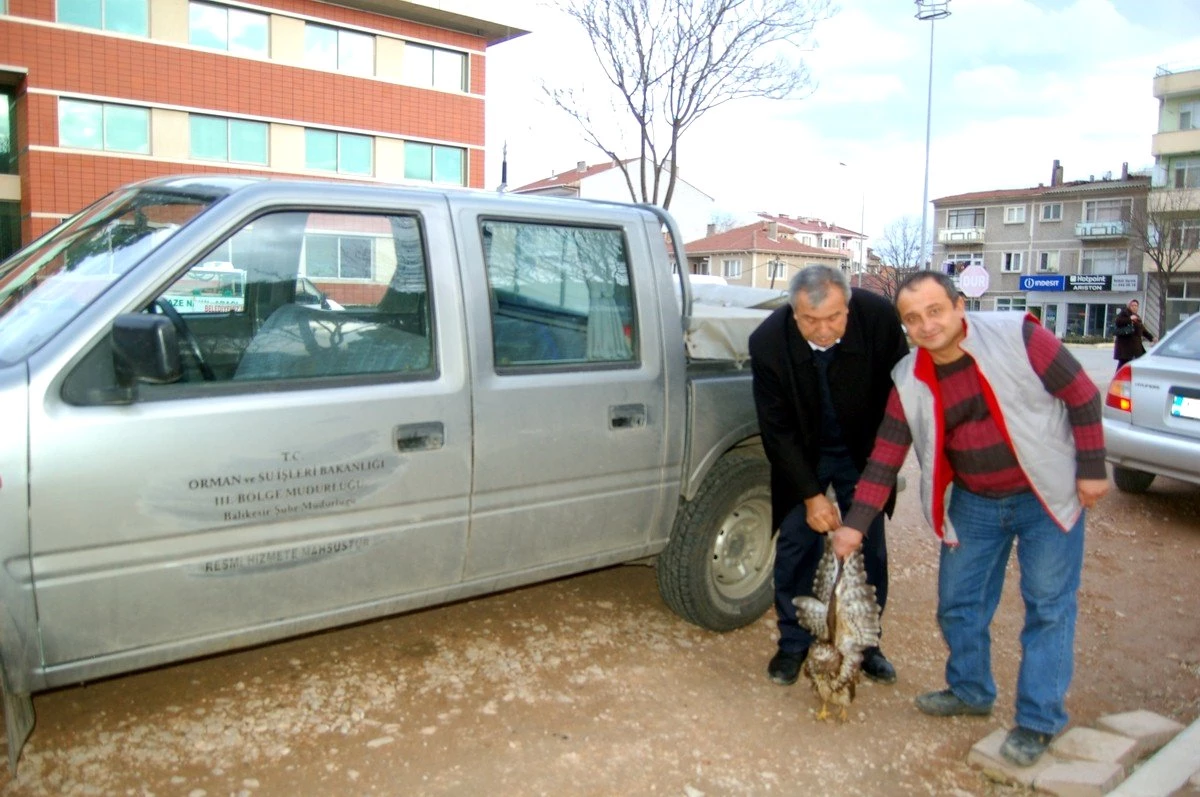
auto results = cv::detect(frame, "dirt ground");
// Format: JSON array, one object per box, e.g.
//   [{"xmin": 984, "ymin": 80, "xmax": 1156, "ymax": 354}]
[{"xmin": 2, "ymin": 453, "xmax": 1198, "ymax": 797}]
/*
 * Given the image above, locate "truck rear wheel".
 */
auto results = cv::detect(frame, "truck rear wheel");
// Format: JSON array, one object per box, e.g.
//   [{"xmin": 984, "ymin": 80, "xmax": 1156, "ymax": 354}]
[{"xmin": 656, "ymin": 451, "xmax": 774, "ymax": 631}]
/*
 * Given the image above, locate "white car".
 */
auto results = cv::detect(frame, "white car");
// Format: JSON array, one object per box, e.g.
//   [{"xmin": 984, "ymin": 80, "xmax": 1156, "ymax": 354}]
[{"xmin": 1103, "ymin": 314, "xmax": 1200, "ymax": 493}]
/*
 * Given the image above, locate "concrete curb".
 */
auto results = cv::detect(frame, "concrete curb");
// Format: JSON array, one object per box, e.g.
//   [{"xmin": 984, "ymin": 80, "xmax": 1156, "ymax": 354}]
[{"xmin": 1109, "ymin": 716, "xmax": 1200, "ymax": 796}]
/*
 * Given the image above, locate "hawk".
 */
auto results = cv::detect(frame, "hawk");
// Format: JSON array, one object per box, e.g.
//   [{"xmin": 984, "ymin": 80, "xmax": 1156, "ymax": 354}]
[{"xmin": 793, "ymin": 539, "xmax": 882, "ymax": 721}]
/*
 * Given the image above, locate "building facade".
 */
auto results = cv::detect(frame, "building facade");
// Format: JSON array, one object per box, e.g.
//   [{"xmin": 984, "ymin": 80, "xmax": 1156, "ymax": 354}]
[
  {"xmin": 1150, "ymin": 63, "xmax": 1200, "ymax": 332},
  {"xmin": 512, "ymin": 159, "xmax": 716, "ymax": 243},
  {"xmin": 932, "ymin": 161, "xmax": 1149, "ymax": 338},
  {"xmin": 682, "ymin": 216, "xmax": 850, "ymax": 290},
  {"xmin": 0, "ymin": 0, "xmax": 526, "ymax": 260}
]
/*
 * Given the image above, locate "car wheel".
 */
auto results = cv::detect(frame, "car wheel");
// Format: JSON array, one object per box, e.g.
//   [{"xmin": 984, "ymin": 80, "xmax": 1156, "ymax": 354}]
[
  {"xmin": 1113, "ymin": 465, "xmax": 1156, "ymax": 494},
  {"xmin": 656, "ymin": 450, "xmax": 774, "ymax": 631}
]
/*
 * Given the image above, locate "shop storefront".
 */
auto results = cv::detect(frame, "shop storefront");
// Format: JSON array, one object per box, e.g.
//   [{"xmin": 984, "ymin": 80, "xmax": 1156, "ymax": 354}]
[{"xmin": 1021, "ymin": 273, "xmax": 1142, "ymax": 338}]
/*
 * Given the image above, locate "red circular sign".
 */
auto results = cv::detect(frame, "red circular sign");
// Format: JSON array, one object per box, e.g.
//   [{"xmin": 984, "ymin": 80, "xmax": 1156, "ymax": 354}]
[{"xmin": 959, "ymin": 265, "xmax": 990, "ymax": 298}]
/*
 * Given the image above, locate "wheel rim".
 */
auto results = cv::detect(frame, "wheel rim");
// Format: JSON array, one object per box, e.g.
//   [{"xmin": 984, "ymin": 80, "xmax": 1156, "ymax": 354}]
[{"xmin": 709, "ymin": 493, "xmax": 774, "ymax": 600}]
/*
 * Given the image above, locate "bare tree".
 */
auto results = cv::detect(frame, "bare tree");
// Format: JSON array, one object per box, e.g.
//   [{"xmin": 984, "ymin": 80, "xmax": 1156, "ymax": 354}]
[
  {"xmin": 708, "ymin": 210, "xmax": 740, "ymax": 234},
  {"xmin": 547, "ymin": 0, "xmax": 833, "ymax": 209},
  {"xmin": 869, "ymin": 216, "xmax": 925, "ymax": 301},
  {"xmin": 1130, "ymin": 190, "xmax": 1200, "ymax": 334}
]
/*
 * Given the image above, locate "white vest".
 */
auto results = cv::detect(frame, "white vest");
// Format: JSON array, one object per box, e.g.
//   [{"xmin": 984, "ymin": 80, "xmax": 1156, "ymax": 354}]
[{"xmin": 892, "ymin": 313, "xmax": 1083, "ymax": 545}]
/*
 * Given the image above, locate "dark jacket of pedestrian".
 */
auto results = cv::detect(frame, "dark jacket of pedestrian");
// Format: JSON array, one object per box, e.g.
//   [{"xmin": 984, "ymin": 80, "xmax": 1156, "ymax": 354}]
[
  {"xmin": 1112, "ymin": 304, "xmax": 1154, "ymax": 366},
  {"xmin": 749, "ymin": 288, "xmax": 907, "ymax": 531}
]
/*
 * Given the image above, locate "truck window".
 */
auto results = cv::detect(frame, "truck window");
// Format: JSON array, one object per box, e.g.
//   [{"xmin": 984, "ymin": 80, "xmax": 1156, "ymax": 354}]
[
  {"xmin": 481, "ymin": 219, "xmax": 636, "ymax": 369},
  {"xmin": 62, "ymin": 210, "xmax": 435, "ymax": 403}
]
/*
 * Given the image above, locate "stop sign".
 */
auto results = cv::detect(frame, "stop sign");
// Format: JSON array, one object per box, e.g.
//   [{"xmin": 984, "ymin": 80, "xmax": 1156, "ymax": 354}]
[{"xmin": 958, "ymin": 264, "xmax": 990, "ymax": 298}]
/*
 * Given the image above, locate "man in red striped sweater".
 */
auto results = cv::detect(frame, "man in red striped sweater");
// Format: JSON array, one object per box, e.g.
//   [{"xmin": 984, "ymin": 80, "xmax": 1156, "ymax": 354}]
[{"xmin": 830, "ymin": 271, "xmax": 1109, "ymax": 768}]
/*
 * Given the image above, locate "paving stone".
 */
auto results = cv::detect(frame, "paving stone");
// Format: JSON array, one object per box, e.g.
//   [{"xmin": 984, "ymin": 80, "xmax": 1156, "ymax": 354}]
[
  {"xmin": 1051, "ymin": 726, "xmax": 1140, "ymax": 768},
  {"xmin": 1034, "ymin": 760, "xmax": 1126, "ymax": 797},
  {"xmin": 1095, "ymin": 710, "xmax": 1184, "ymax": 760},
  {"xmin": 967, "ymin": 728, "xmax": 1058, "ymax": 788}
]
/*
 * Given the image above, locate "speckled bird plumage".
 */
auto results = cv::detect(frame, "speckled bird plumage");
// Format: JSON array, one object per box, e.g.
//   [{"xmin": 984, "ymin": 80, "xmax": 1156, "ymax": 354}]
[{"xmin": 792, "ymin": 539, "xmax": 882, "ymax": 720}]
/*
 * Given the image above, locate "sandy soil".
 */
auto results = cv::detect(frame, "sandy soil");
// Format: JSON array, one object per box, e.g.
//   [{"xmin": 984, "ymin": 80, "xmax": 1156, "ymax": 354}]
[{"xmin": 2, "ymin": 456, "xmax": 1198, "ymax": 796}]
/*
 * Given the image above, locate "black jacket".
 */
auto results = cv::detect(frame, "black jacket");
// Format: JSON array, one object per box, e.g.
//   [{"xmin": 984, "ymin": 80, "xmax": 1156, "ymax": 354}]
[
  {"xmin": 1112, "ymin": 307, "xmax": 1154, "ymax": 362},
  {"xmin": 749, "ymin": 289, "xmax": 909, "ymax": 531}
]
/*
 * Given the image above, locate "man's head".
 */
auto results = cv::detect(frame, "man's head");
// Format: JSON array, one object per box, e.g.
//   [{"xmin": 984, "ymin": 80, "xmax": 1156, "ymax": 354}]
[
  {"xmin": 895, "ymin": 271, "xmax": 967, "ymax": 363},
  {"xmin": 789, "ymin": 265, "xmax": 851, "ymax": 348}
]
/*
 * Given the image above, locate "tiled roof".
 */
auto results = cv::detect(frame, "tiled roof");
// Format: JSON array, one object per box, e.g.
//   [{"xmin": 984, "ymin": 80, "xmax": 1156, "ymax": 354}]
[
  {"xmin": 512, "ymin": 159, "xmax": 636, "ymax": 193},
  {"xmin": 685, "ymin": 221, "xmax": 847, "ymax": 258},
  {"xmin": 756, "ymin": 212, "xmax": 863, "ymax": 238},
  {"xmin": 934, "ymin": 176, "xmax": 1150, "ymax": 205}
]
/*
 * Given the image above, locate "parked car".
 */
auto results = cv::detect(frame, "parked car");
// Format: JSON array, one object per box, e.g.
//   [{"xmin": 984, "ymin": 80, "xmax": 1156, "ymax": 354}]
[
  {"xmin": 0, "ymin": 176, "xmax": 776, "ymax": 770},
  {"xmin": 1103, "ymin": 313, "xmax": 1200, "ymax": 493}
]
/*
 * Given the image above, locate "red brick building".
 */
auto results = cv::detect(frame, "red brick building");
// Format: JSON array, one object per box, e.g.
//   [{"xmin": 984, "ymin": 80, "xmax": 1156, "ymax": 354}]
[{"xmin": 0, "ymin": 0, "xmax": 526, "ymax": 259}]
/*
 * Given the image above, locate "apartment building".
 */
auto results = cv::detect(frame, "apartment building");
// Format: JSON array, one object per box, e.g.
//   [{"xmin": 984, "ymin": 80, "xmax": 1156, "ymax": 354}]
[
  {"xmin": 683, "ymin": 214, "xmax": 853, "ymax": 289},
  {"xmin": 1150, "ymin": 62, "xmax": 1200, "ymax": 331},
  {"xmin": 931, "ymin": 161, "xmax": 1149, "ymax": 338},
  {"xmin": 0, "ymin": 0, "xmax": 527, "ymax": 260}
]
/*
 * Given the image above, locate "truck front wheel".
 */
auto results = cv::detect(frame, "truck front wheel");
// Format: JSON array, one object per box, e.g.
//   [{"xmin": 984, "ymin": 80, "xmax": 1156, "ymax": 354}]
[{"xmin": 656, "ymin": 451, "xmax": 774, "ymax": 631}]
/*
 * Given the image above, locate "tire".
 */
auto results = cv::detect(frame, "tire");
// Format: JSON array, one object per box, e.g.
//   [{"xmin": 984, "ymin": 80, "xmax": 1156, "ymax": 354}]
[
  {"xmin": 656, "ymin": 450, "xmax": 774, "ymax": 631},
  {"xmin": 1113, "ymin": 465, "xmax": 1155, "ymax": 494}
]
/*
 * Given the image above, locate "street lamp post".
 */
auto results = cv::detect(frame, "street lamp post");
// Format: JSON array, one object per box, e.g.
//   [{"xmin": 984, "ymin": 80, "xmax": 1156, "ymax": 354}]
[
  {"xmin": 838, "ymin": 162, "xmax": 866, "ymax": 287},
  {"xmin": 915, "ymin": 0, "xmax": 950, "ymax": 270}
]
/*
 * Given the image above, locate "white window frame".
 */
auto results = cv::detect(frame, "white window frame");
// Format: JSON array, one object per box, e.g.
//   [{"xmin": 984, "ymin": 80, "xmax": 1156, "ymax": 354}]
[
  {"xmin": 1083, "ymin": 198, "xmax": 1131, "ymax": 223},
  {"xmin": 1040, "ymin": 202, "xmax": 1063, "ymax": 222},
  {"xmin": 1004, "ymin": 205, "xmax": 1026, "ymax": 224},
  {"xmin": 1002, "ymin": 252, "xmax": 1024, "ymax": 273},
  {"xmin": 994, "ymin": 297, "xmax": 1027, "ymax": 312},
  {"xmin": 768, "ymin": 261, "xmax": 787, "ymax": 279},
  {"xmin": 1037, "ymin": 251, "xmax": 1060, "ymax": 272},
  {"xmin": 721, "ymin": 258, "xmax": 742, "ymax": 279},
  {"xmin": 945, "ymin": 251, "xmax": 983, "ymax": 268},
  {"xmin": 1080, "ymin": 248, "xmax": 1128, "ymax": 276},
  {"xmin": 1180, "ymin": 100, "xmax": 1199, "ymax": 132},
  {"xmin": 947, "ymin": 208, "xmax": 985, "ymax": 229}
]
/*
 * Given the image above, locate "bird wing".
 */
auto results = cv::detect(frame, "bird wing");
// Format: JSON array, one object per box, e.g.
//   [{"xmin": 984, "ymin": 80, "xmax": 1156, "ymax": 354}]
[
  {"xmin": 833, "ymin": 549, "xmax": 882, "ymax": 656},
  {"xmin": 793, "ymin": 596, "xmax": 829, "ymax": 640},
  {"xmin": 811, "ymin": 538, "xmax": 840, "ymax": 603}
]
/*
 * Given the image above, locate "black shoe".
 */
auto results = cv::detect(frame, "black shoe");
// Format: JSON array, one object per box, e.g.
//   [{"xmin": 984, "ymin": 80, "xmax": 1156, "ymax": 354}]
[
  {"xmin": 914, "ymin": 689, "xmax": 993, "ymax": 717},
  {"xmin": 1000, "ymin": 726, "xmax": 1053, "ymax": 767},
  {"xmin": 768, "ymin": 650, "xmax": 805, "ymax": 685},
  {"xmin": 861, "ymin": 647, "xmax": 896, "ymax": 684}
]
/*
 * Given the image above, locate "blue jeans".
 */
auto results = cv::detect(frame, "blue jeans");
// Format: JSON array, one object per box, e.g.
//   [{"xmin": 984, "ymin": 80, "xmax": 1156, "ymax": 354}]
[
  {"xmin": 774, "ymin": 450, "xmax": 888, "ymax": 655},
  {"xmin": 939, "ymin": 488, "xmax": 1085, "ymax": 735}
]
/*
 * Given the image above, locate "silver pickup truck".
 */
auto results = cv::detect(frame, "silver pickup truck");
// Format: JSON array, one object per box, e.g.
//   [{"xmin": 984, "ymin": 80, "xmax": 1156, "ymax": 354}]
[{"xmin": 0, "ymin": 176, "xmax": 775, "ymax": 768}]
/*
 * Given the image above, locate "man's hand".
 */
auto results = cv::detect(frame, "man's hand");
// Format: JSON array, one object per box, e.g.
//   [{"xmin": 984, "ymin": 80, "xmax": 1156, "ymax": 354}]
[
  {"xmin": 804, "ymin": 494, "xmax": 841, "ymax": 533},
  {"xmin": 831, "ymin": 526, "xmax": 863, "ymax": 560},
  {"xmin": 1077, "ymin": 478, "xmax": 1109, "ymax": 509}
]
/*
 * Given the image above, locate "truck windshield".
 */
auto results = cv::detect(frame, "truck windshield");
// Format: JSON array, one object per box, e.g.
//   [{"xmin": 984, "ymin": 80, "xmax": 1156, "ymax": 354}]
[{"xmin": 0, "ymin": 187, "xmax": 217, "ymax": 365}]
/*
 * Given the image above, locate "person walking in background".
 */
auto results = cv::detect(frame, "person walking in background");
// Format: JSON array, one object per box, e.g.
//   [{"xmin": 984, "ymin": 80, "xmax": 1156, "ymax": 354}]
[
  {"xmin": 829, "ymin": 270, "xmax": 1108, "ymax": 768},
  {"xmin": 748, "ymin": 265, "xmax": 908, "ymax": 688},
  {"xmin": 1113, "ymin": 299, "xmax": 1155, "ymax": 369}
]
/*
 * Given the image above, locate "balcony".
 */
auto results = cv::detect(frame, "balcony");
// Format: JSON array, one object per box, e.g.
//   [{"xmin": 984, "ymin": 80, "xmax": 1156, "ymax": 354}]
[
  {"xmin": 1153, "ymin": 66, "xmax": 1200, "ymax": 100},
  {"xmin": 1151, "ymin": 128, "xmax": 1200, "ymax": 157},
  {"xmin": 1149, "ymin": 188, "xmax": 1200, "ymax": 215},
  {"xmin": 937, "ymin": 227, "xmax": 985, "ymax": 245},
  {"xmin": 1075, "ymin": 220, "xmax": 1130, "ymax": 239}
]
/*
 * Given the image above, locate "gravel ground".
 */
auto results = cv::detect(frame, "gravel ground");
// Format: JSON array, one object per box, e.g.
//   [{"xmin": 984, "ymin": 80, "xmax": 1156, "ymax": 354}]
[{"xmin": 1, "ymin": 453, "xmax": 1198, "ymax": 796}]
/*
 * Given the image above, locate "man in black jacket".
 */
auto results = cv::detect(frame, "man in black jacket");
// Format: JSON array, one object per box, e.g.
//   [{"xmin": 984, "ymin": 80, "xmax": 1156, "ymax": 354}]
[{"xmin": 749, "ymin": 265, "xmax": 909, "ymax": 686}]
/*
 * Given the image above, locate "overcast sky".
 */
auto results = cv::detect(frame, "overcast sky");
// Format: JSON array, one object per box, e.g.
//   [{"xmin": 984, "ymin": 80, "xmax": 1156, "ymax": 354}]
[{"xmin": 480, "ymin": 0, "xmax": 1200, "ymax": 243}]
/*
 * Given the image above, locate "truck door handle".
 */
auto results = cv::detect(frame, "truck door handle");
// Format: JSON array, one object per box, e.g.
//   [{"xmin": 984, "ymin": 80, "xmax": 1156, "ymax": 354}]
[
  {"xmin": 609, "ymin": 404, "xmax": 647, "ymax": 430},
  {"xmin": 395, "ymin": 422, "xmax": 444, "ymax": 452}
]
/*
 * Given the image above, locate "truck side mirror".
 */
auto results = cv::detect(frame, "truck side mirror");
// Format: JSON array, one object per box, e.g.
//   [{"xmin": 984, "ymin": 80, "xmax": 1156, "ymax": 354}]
[{"xmin": 112, "ymin": 314, "xmax": 182, "ymax": 388}]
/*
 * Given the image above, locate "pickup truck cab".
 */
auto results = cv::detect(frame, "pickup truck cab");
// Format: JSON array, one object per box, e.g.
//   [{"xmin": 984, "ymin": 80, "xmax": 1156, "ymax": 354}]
[{"xmin": 0, "ymin": 176, "xmax": 772, "ymax": 768}]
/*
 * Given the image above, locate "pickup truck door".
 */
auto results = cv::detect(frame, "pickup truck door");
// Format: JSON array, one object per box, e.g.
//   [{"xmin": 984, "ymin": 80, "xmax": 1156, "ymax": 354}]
[
  {"xmin": 455, "ymin": 203, "xmax": 673, "ymax": 577},
  {"xmin": 27, "ymin": 196, "xmax": 472, "ymax": 675}
]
